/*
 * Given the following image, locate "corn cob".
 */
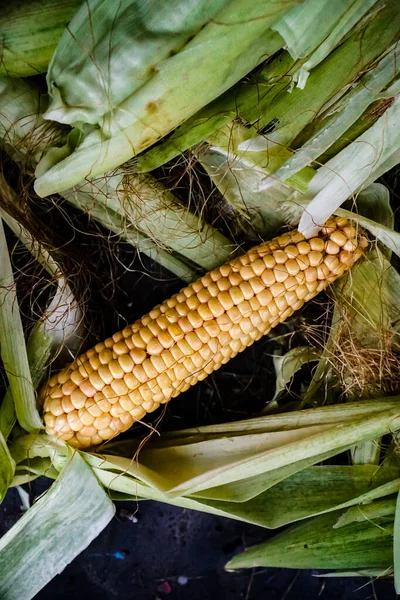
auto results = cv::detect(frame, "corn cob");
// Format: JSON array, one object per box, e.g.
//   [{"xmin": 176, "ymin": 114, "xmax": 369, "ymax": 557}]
[{"xmin": 41, "ymin": 217, "xmax": 368, "ymax": 448}]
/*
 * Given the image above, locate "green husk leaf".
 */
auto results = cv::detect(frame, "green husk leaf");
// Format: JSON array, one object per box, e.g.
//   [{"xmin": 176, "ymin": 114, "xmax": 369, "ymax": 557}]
[
  {"xmin": 196, "ymin": 465, "xmax": 398, "ymax": 529},
  {"xmin": 0, "ymin": 219, "xmax": 42, "ymax": 433},
  {"xmin": 0, "ymin": 429, "xmax": 15, "ymax": 501},
  {"xmin": 394, "ymin": 490, "xmax": 400, "ymax": 592},
  {"xmin": 45, "ymin": 0, "xmax": 232, "ymax": 126},
  {"xmin": 274, "ymin": 43, "xmax": 400, "ymax": 180},
  {"xmin": 0, "ymin": 451, "xmax": 114, "ymax": 600},
  {"xmin": 335, "ymin": 497, "xmax": 397, "ymax": 528},
  {"xmin": 226, "ymin": 511, "xmax": 394, "ymax": 570},
  {"xmin": 298, "ymin": 95, "xmax": 400, "ymax": 237},
  {"xmin": 136, "ymin": 403, "xmax": 400, "ymax": 497},
  {"xmin": 0, "ymin": 0, "xmax": 82, "ymax": 77},
  {"xmin": 35, "ymin": 0, "xmax": 299, "ymax": 196},
  {"xmin": 198, "ymin": 148, "xmax": 288, "ymax": 238}
]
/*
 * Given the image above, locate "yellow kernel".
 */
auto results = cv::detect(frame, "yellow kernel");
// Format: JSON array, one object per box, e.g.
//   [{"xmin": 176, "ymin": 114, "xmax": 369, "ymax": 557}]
[
  {"xmin": 150, "ymin": 354, "xmax": 166, "ymax": 374},
  {"xmin": 110, "ymin": 378, "xmax": 128, "ymax": 396},
  {"xmin": 48, "ymin": 398, "xmax": 64, "ymax": 416},
  {"xmin": 58, "ymin": 370, "xmax": 72, "ymax": 385},
  {"xmin": 197, "ymin": 303, "xmax": 214, "ymax": 320},
  {"xmin": 340, "ymin": 250, "xmax": 353, "ymax": 263},
  {"xmin": 261, "ymin": 269, "xmax": 276, "ymax": 286},
  {"xmin": 44, "ymin": 413, "xmax": 55, "ymax": 429},
  {"xmin": 99, "ymin": 349, "xmax": 113, "ymax": 364},
  {"xmin": 270, "ymin": 282, "xmax": 285, "ymax": 297},
  {"xmin": 218, "ymin": 291, "xmax": 234, "ymax": 311},
  {"xmin": 104, "ymin": 338, "xmax": 114, "ymax": 348},
  {"xmin": 133, "ymin": 364, "xmax": 148, "ymax": 383},
  {"xmin": 61, "ymin": 380, "xmax": 76, "ymax": 396},
  {"xmin": 102, "ymin": 385, "xmax": 117, "ymax": 401},
  {"xmin": 119, "ymin": 396, "xmax": 135, "ymax": 412},
  {"xmin": 248, "ymin": 277, "xmax": 264, "ymax": 294},
  {"xmin": 309, "ymin": 238, "xmax": 325, "ymax": 252},
  {"xmin": 326, "ymin": 240, "xmax": 340, "ymax": 255},
  {"xmin": 79, "ymin": 361, "xmax": 93, "ymax": 378},
  {"xmin": 198, "ymin": 288, "xmax": 211, "ymax": 303},
  {"xmin": 186, "ymin": 331, "xmax": 202, "ymax": 351},
  {"xmin": 118, "ymin": 353, "xmax": 134, "ymax": 373},
  {"xmin": 94, "ymin": 413, "xmax": 112, "ymax": 431},
  {"xmin": 49, "ymin": 385, "xmax": 63, "ymax": 399},
  {"xmin": 177, "ymin": 316, "xmax": 193, "ymax": 334},
  {"xmin": 285, "ymin": 245, "xmax": 299, "ymax": 258},
  {"xmin": 124, "ymin": 372, "xmax": 139, "ymax": 389},
  {"xmin": 131, "ymin": 407, "xmax": 146, "ymax": 421},
  {"xmin": 112, "ymin": 331, "xmax": 123, "ymax": 343},
  {"xmin": 147, "ymin": 320, "xmax": 161, "ymax": 337},
  {"xmin": 317, "ymin": 264, "xmax": 330, "ymax": 280},
  {"xmin": 97, "ymin": 398, "xmax": 111, "ymax": 412},
  {"xmin": 308, "ymin": 251, "xmax": 323, "ymax": 267},
  {"xmin": 285, "ymin": 290, "xmax": 298, "ymax": 306},
  {"xmin": 216, "ymin": 313, "xmax": 231, "ymax": 331},
  {"xmin": 114, "ymin": 340, "xmax": 129, "ymax": 355},
  {"xmin": 276, "ymin": 295, "xmax": 288, "ymax": 311},
  {"xmin": 78, "ymin": 409, "xmax": 95, "ymax": 426},
  {"xmin": 343, "ymin": 239, "xmax": 357, "ymax": 252},
  {"xmin": 88, "ymin": 355, "xmax": 101, "ymax": 370},
  {"xmin": 138, "ymin": 327, "xmax": 153, "ymax": 344},
  {"xmin": 108, "ymin": 360, "xmax": 124, "ymax": 379},
  {"xmin": 256, "ymin": 289, "xmax": 273, "ymax": 306},
  {"xmin": 239, "ymin": 281, "xmax": 254, "ymax": 300},
  {"xmin": 86, "ymin": 401, "xmax": 103, "ymax": 418},
  {"xmin": 273, "ymin": 250, "xmax": 287, "ymax": 264},
  {"xmin": 216, "ymin": 277, "xmax": 230, "ymax": 292},
  {"xmin": 98, "ymin": 365, "xmax": 113, "ymax": 385},
  {"xmin": 297, "ymin": 241, "xmax": 311, "ymax": 255},
  {"xmin": 251, "ymin": 259, "xmax": 266, "ymax": 276},
  {"xmin": 176, "ymin": 302, "xmax": 190, "ymax": 316},
  {"xmin": 324, "ymin": 255, "xmax": 340, "ymax": 271},
  {"xmin": 208, "ymin": 297, "xmax": 224, "ymax": 318},
  {"xmin": 343, "ymin": 225, "xmax": 356, "ymax": 238},
  {"xmin": 240, "ymin": 266, "xmax": 255, "ymax": 280},
  {"xmin": 238, "ymin": 301, "xmax": 251, "ymax": 318},
  {"xmin": 131, "ymin": 333, "xmax": 147, "ymax": 348},
  {"xmin": 67, "ymin": 410, "xmax": 82, "ymax": 432},
  {"xmin": 239, "ymin": 318, "xmax": 253, "ymax": 334},
  {"xmin": 297, "ymin": 255, "xmax": 309, "ymax": 270},
  {"xmin": 229, "ymin": 271, "xmax": 242, "ymax": 286},
  {"xmin": 89, "ymin": 372, "xmax": 105, "ymax": 391},
  {"xmin": 330, "ymin": 230, "xmax": 347, "ymax": 246},
  {"xmin": 168, "ymin": 323, "xmax": 184, "ymax": 341},
  {"xmin": 70, "ymin": 370, "xmax": 84, "ymax": 386},
  {"xmin": 273, "ymin": 267, "xmax": 288, "ymax": 283},
  {"xmin": 142, "ymin": 359, "xmax": 159, "ymax": 379},
  {"xmin": 306, "ymin": 281, "xmax": 319, "ymax": 294},
  {"xmin": 296, "ymin": 285, "xmax": 308, "ymax": 300},
  {"xmin": 146, "ymin": 338, "xmax": 164, "ymax": 355},
  {"xmin": 80, "ymin": 380, "xmax": 97, "ymax": 398},
  {"xmin": 284, "ymin": 276, "xmax": 298, "ymax": 292},
  {"xmin": 285, "ymin": 259, "xmax": 300, "ymax": 276},
  {"xmin": 249, "ymin": 296, "xmax": 261, "ymax": 311},
  {"xmin": 130, "ymin": 348, "xmax": 147, "ymax": 364},
  {"xmin": 305, "ymin": 267, "xmax": 318, "ymax": 283}
]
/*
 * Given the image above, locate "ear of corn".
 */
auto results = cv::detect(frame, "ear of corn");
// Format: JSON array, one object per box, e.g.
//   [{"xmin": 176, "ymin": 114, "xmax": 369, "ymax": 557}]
[{"xmin": 41, "ymin": 216, "xmax": 368, "ymax": 448}]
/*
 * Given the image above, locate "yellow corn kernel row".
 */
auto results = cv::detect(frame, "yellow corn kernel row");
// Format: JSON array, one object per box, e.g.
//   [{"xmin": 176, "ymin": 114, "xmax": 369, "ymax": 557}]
[{"xmin": 40, "ymin": 216, "xmax": 368, "ymax": 448}]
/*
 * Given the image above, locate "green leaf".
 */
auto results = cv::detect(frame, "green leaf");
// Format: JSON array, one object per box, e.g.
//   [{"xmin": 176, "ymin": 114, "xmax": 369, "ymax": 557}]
[
  {"xmin": 0, "ymin": 451, "xmax": 114, "ymax": 600},
  {"xmin": 0, "ymin": 429, "xmax": 15, "ymax": 501},
  {"xmin": 0, "ymin": 0, "xmax": 82, "ymax": 77},
  {"xmin": 137, "ymin": 402, "xmax": 400, "ymax": 497},
  {"xmin": 0, "ymin": 219, "xmax": 42, "ymax": 433},
  {"xmin": 226, "ymin": 511, "xmax": 394, "ymax": 570},
  {"xmin": 35, "ymin": 0, "xmax": 298, "ymax": 196},
  {"xmin": 298, "ymin": 95, "xmax": 400, "ymax": 237},
  {"xmin": 196, "ymin": 465, "xmax": 398, "ymax": 529},
  {"xmin": 394, "ymin": 489, "xmax": 400, "ymax": 593},
  {"xmin": 335, "ymin": 497, "xmax": 397, "ymax": 528}
]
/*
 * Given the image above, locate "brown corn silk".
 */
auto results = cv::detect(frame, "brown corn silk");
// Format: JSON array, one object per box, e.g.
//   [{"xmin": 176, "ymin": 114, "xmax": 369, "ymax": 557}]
[{"xmin": 41, "ymin": 217, "xmax": 368, "ymax": 448}]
